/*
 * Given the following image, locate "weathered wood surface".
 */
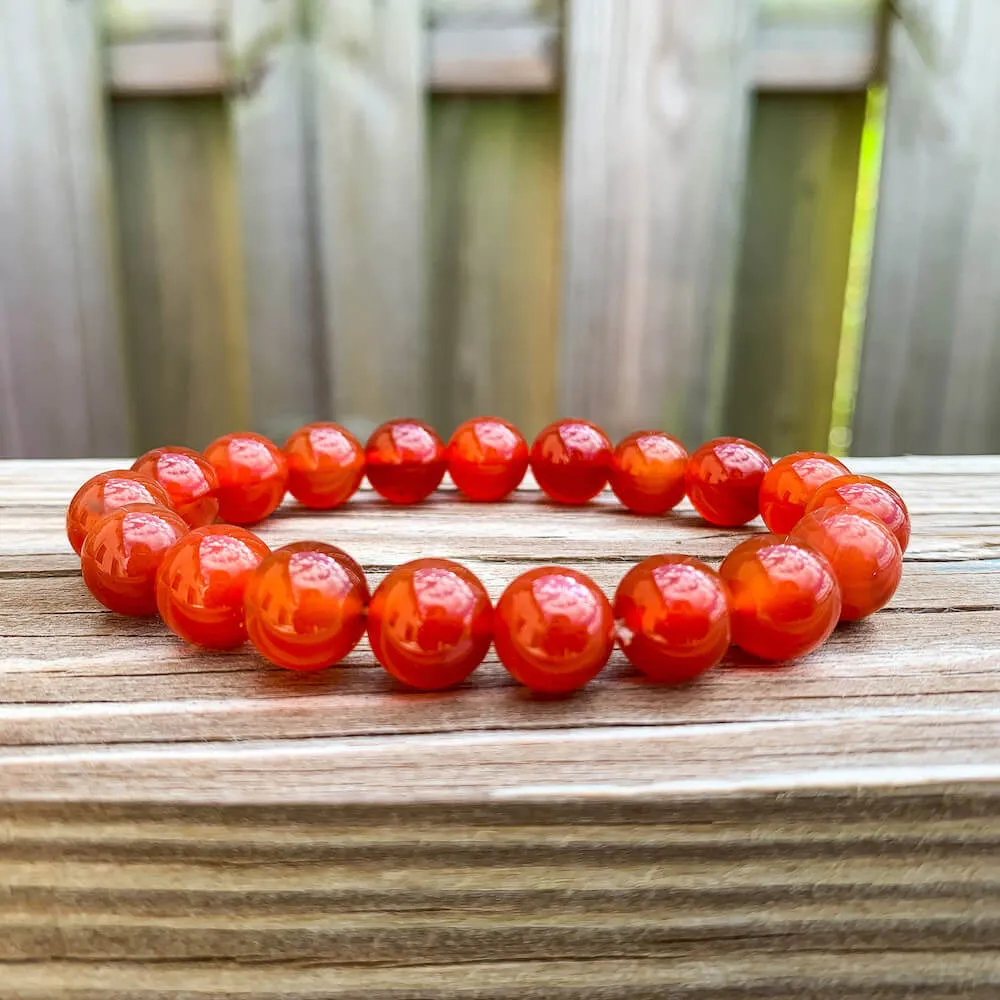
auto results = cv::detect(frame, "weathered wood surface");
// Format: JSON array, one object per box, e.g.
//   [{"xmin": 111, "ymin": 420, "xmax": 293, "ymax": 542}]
[{"xmin": 0, "ymin": 456, "xmax": 998, "ymax": 997}]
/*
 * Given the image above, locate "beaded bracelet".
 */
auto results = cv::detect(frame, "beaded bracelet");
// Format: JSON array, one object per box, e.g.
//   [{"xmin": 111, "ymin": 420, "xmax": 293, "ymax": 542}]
[{"xmin": 66, "ymin": 417, "xmax": 910, "ymax": 694}]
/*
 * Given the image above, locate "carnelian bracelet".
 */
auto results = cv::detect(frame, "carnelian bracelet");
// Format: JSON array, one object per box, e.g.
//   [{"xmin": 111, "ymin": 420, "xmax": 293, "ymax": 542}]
[{"xmin": 66, "ymin": 417, "xmax": 910, "ymax": 693}]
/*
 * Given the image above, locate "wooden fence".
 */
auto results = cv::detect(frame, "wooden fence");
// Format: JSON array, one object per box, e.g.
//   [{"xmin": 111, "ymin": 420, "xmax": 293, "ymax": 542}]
[{"xmin": 1, "ymin": 0, "xmax": 999, "ymax": 460}]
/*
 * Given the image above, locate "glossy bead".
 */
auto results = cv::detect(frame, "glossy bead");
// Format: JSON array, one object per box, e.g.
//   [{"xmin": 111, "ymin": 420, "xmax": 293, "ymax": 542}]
[
  {"xmin": 66, "ymin": 470, "xmax": 173, "ymax": 555},
  {"xmin": 758, "ymin": 451, "xmax": 849, "ymax": 534},
  {"xmin": 367, "ymin": 558, "xmax": 493, "ymax": 690},
  {"xmin": 684, "ymin": 438, "xmax": 772, "ymax": 527},
  {"xmin": 283, "ymin": 422, "xmax": 365, "ymax": 510},
  {"xmin": 530, "ymin": 419, "xmax": 613, "ymax": 505},
  {"xmin": 790, "ymin": 507, "xmax": 903, "ymax": 621},
  {"xmin": 720, "ymin": 535, "xmax": 841, "ymax": 662},
  {"xmin": 365, "ymin": 419, "xmax": 446, "ymax": 504},
  {"xmin": 80, "ymin": 503, "xmax": 189, "ymax": 616},
  {"xmin": 131, "ymin": 446, "xmax": 220, "ymax": 528},
  {"xmin": 805, "ymin": 474, "xmax": 911, "ymax": 552},
  {"xmin": 156, "ymin": 525, "xmax": 271, "ymax": 649},
  {"xmin": 447, "ymin": 416, "xmax": 529, "ymax": 502},
  {"xmin": 245, "ymin": 542, "xmax": 369, "ymax": 671},
  {"xmin": 494, "ymin": 566, "xmax": 615, "ymax": 692},
  {"xmin": 203, "ymin": 432, "xmax": 288, "ymax": 525},
  {"xmin": 613, "ymin": 555, "xmax": 730, "ymax": 683},
  {"xmin": 609, "ymin": 431, "xmax": 688, "ymax": 515}
]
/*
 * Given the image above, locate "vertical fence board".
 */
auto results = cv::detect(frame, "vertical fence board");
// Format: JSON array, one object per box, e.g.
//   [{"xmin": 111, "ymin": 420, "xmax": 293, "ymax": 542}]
[
  {"xmin": 724, "ymin": 93, "xmax": 865, "ymax": 456},
  {"xmin": 854, "ymin": 0, "xmax": 1000, "ymax": 455},
  {"xmin": 0, "ymin": 0, "xmax": 130, "ymax": 458},
  {"xmin": 112, "ymin": 100, "xmax": 250, "ymax": 451},
  {"xmin": 559, "ymin": 0, "xmax": 755, "ymax": 445},
  {"xmin": 311, "ymin": 0, "xmax": 426, "ymax": 441},
  {"xmin": 230, "ymin": 0, "xmax": 327, "ymax": 444},
  {"xmin": 427, "ymin": 97, "xmax": 561, "ymax": 439}
]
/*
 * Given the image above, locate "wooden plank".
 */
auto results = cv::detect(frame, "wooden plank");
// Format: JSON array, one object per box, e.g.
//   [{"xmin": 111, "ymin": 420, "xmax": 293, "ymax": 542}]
[
  {"xmin": 559, "ymin": 0, "xmax": 755, "ymax": 444},
  {"xmin": 854, "ymin": 0, "xmax": 1000, "ymax": 455},
  {"xmin": 0, "ymin": 0, "xmax": 131, "ymax": 458},
  {"xmin": 110, "ymin": 99, "xmax": 250, "ymax": 451},
  {"xmin": 723, "ymin": 93, "xmax": 865, "ymax": 454},
  {"xmin": 427, "ymin": 96, "xmax": 561, "ymax": 439},
  {"xmin": 310, "ymin": 0, "xmax": 427, "ymax": 439},
  {"xmin": 105, "ymin": 39, "xmax": 228, "ymax": 96},
  {"xmin": 230, "ymin": 0, "xmax": 327, "ymax": 444}
]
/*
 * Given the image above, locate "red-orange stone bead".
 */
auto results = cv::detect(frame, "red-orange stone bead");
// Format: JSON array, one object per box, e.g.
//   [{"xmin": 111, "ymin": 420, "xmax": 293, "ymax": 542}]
[
  {"xmin": 80, "ymin": 503, "xmax": 189, "ymax": 616},
  {"xmin": 609, "ymin": 431, "xmax": 689, "ymax": 515},
  {"xmin": 613, "ymin": 555, "xmax": 730, "ymax": 683},
  {"xmin": 283, "ymin": 422, "xmax": 365, "ymax": 510},
  {"xmin": 720, "ymin": 535, "xmax": 841, "ymax": 662},
  {"xmin": 758, "ymin": 451, "xmax": 849, "ymax": 534},
  {"xmin": 447, "ymin": 416, "xmax": 529, "ymax": 502},
  {"xmin": 365, "ymin": 419, "xmax": 446, "ymax": 504},
  {"xmin": 805, "ymin": 474, "xmax": 911, "ymax": 552},
  {"xmin": 684, "ymin": 438, "xmax": 772, "ymax": 527},
  {"xmin": 156, "ymin": 525, "xmax": 271, "ymax": 649},
  {"xmin": 494, "ymin": 566, "xmax": 615, "ymax": 692},
  {"xmin": 245, "ymin": 542, "xmax": 369, "ymax": 671},
  {"xmin": 132, "ymin": 446, "xmax": 220, "ymax": 528},
  {"xmin": 203, "ymin": 432, "xmax": 288, "ymax": 525},
  {"xmin": 66, "ymin": 470, "xmax": 173, "ymax": 555},
  {"xmin": 790, "ymin": 507, "xmax": 903, "ymax": 621},
  {"xmin": 530, "ymin": 419, "xmax": 613, "ymax": 505},
  {"xmin": 367, "ymin": 558, "xmax": 493, "ymax": 690}
]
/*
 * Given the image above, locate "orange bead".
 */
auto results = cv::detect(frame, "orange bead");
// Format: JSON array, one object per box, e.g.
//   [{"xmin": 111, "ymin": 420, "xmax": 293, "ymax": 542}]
[
  {"xmin": 132, "ymin": 446, "xmax": 220, "ymax": 528},
  {"xmin": 805, "ymin": 474, "xmax": 911, "ymax": 552},
  {"xmin": 530, "ymin": 419, "xmax": 612, "ymax": 505},
  {"xmin": 283, "ymin": 422, "xmax": 365, "ymax": 509},
  {"xmin": 758, "ymin": 451, "xmax": 849, "ymax": 534},
  {"xmin": 66, "ymin": 470, "xmax": 173, "ymax": 555},
  {"xmin": 367, "ymin": 558, "xmax": 493, "ymax": 690},
  {"xmin": 790, "ymin": 507, "xmax": 903, "ymax": 621},
  {"xmin": 609, "ymin": 431, "xmax": 688, "ymax": 514},
  {"xmin": 80, "ymin": 503, "xmax": 189, "ymax": 616},
  {"xmin": 684, "ymin": 438, "xmax": 772, "ymax": 527},
  {"xmin": 245, "ymin": 542, "xmax": 369, "ymax": 671},
  {"xmin": 203, "ymin": 432, "xmax": 288, "ymax": 525},
  {"xmin": 494, "ymin": 566, "xmax": 614, "ymax": 692},
  {"xmin": 156, "ymin": 525, "xmax": 271, "ymax": 649},
  {"xmin": 613, "ymin": 555, "xmax": 730, "ymax": 683},
  {"xmin": 447, "ymin": 416, "xmax": 529, "ymax": 502},
  {"xmin": 365, "ymin": 419, "xmax": 446, "ymax": 504},
  {"xmin": 720, "ymin": 535, "xmax": 841, "ymax": 662}
]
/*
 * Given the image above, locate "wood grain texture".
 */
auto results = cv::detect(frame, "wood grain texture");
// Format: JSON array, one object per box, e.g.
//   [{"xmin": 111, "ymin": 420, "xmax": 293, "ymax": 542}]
[
  {"xmin": 854, "ymin": 0, "xmax": 1000, "ymax": 455},
  {"xmin": 0, "ymin": 0, "xmax": 131, "ymax": 459},
  {"xmin": 559, "ymin": 0, "xmax": 755, "ymax": 444}
]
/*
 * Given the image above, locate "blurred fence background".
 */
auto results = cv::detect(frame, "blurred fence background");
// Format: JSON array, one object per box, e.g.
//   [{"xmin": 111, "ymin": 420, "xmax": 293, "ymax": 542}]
[{"xmin": 1, "ymin": 0, "xmax": 998, "ymax": 460}]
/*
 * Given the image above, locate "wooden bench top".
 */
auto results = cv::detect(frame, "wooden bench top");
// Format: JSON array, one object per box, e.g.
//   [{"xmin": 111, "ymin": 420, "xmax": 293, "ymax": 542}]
[{"xmin": 1, "ymin": 456, "xmax": 999, "ymax": 998}]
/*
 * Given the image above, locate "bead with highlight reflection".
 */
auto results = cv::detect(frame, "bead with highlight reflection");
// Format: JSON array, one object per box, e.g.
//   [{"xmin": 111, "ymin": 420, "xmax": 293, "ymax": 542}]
[
  {"xmin": 203, "ymin": 432, "xmax": 288, "ymax": 525},
  {"xmin": 283, "ymin": 422, "xmax": 365, "ymax": 509},
  {"xmin": 684, "ymin": 438, "xmax": 772, "ymax": 527},
  {"xmin": 447, "ymin": 416, "xmax": 529, "ymax": 501},
  {"xmin": 132, "ymin": 446, "xmax": 220, "ymax": 528},
  {"xmin": 805, "ymin": 474, "xmax": 910, "ymax": 552},
  {"xmin": 609, "ymin": 431, "xmax": 689, "ymax": 515},
  {"xmin": 530, "ymin": 419, "xmax": 612, "ymax": 505},
  {"xmin": 365, "ymin": 419, "xmax": 447, "ymax": 504},
  {"xmin": 758, "ymin": 451, "xmax": 849, "ymax": 534},
  {"xmin": 66, "ymin": 470, "xmax": 173, "ymax": 555}
]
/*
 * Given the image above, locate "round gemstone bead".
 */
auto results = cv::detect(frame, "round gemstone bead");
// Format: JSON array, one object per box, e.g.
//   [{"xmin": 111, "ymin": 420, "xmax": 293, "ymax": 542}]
[
  {"xmin": 684, "ymin": 438, "xmax": 772, "ymax": 527},
  {"xmin": 530, "ymin": 419, "xmax": 613, "ymax": 505},
  {"xmin": 613, "ymin": 555, "xmax": 730, "ymax": 683},
  {"xmin": 758, "ymin": 451, "xmax": 849, "ymax": 534},
  {"xmin": 365, "ymin": 419, "xmax": 446, "ymax": 504},
  {"xmin": 367, "ymin": 558, "xmax": 493, "ymax": 690},
  {"xmin": 156, "ymin": 525, "xmax": 271, "ymax": 649},
  {"xmin": 80, "ymin": 503, "xmax": 189, "ymax": 616},
  {"xmin": 609, "ymin": 431, "xmax": 689, "ymax": 515},
  {"xmin": 447, "ymin": 416, "xmax": 529, "ymax": 502},
  {"xmin": 283, "ymin": 422, "xmax": 365, "ymax": 509},
  {"xmin": 66, "ymin": 470, "xmax": 173, "ymax": 555},
  {"xmin": 790, "ymin": 507, "xmax": 903, "ymax": 621},
  {"xmin": 131, "ymin": 446, "xmax": 220, "ymax": 528},
  {"xmin": 805, "ymin": 474, "xmax": 911, "ymax": 552},
  {"xmin": 720, "ymin": 535, "xmax": 841, "ymax": 662},
  {"xmin": 245, "ymin": 542, "xmax": 370, "ymax": 671},
  {"xmin": 493, "ymin": 566, "xmax": 615, "ymax": 692},
  {"xmin": 203, "ymin": 432, "xmax": 288, "ymax": 525}
]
